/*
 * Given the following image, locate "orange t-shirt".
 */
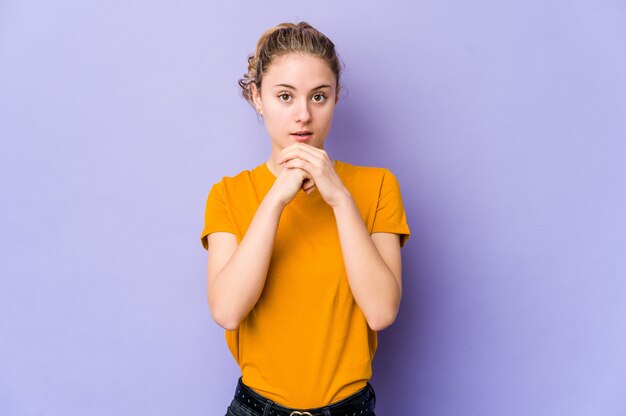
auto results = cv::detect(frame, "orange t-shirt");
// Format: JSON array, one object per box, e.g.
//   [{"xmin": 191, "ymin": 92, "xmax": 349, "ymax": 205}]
[{"xmin": 200, "ymin": 160, "xmax": 410, "ymax": 408}]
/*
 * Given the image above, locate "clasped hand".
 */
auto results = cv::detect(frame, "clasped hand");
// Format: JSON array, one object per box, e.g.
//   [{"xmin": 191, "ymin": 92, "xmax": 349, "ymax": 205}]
[{"xmin": 272, "ymin": 143, "xmax": 349, "ymax": 207}]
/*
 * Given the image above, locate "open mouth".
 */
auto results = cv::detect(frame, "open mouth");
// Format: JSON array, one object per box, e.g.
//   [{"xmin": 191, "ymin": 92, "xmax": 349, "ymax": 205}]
[{"xmin": 291, "ymin": 131, "xmax": 312, "ymax": 141}]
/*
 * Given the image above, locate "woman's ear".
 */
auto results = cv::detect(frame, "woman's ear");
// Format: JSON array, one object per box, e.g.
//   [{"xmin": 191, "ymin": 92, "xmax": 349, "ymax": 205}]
[{"xmin": 251, "ymin": 83, "xmax": 263, "ymax": 115}]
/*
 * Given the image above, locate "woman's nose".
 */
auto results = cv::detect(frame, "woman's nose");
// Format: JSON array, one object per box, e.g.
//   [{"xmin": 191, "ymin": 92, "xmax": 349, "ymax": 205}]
[{"xmin": 295, "ymin": 100, "xmax": 312, "ymax": 123}]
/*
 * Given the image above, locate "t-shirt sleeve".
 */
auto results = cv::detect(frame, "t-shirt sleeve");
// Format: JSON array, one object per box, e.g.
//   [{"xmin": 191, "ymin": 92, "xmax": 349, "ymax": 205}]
[
  {"xmin": 200, "ymin": 181, "xmax": 236, "ymax": 251},
  {"xmin": 371, "ymin": 169, "xmax": 411, "ymax": 247}
]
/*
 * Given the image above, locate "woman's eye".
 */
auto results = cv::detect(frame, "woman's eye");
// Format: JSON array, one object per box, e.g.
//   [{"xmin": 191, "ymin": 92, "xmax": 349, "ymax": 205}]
[
  {"xmin": 278, "ymin": 93, "xmax": 291, "ymax": 102},
  {"xmin": 312, "ymin": 94, "xmax": 326, "ymax": 103}
]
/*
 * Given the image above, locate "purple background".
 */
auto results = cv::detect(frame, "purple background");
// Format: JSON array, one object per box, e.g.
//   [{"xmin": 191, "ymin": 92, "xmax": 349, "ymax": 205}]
[{"xmin": 1, "ymin": 1, "xmax": 625, "ymax": 415}]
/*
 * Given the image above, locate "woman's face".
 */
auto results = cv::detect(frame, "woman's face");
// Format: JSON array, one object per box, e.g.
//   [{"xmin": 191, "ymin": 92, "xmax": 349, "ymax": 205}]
[{"xmin": 252, "ymin": 53, "xmax": 338, "ymax": 156}]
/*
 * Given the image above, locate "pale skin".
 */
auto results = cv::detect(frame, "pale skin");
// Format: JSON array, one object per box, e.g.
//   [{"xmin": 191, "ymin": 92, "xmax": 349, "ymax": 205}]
[{"xmin": 207, "ymin": 53, "xmax": 402, "ymax": 332}]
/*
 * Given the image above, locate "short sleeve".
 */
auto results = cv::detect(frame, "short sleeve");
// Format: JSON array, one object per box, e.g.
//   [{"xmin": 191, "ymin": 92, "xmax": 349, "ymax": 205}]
[
  {"xmin": 200, "ymin": 181, "xmax": 236, "ymax": 250},
  {"xmin": 371, "ymin": 169, "xmax": 411, "ymax": 247}
]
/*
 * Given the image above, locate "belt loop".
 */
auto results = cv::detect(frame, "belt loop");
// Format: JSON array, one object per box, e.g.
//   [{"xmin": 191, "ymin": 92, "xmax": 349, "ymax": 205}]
[{"xmin": 262, "ymin": 399, "xmax": 274, "ymax": 416}]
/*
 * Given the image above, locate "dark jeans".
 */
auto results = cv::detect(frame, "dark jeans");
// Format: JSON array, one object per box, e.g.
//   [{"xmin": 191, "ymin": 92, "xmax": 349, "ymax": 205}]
[{"xmin": 225, "ymin": 377, "xmax": 376, "ymax": 416}]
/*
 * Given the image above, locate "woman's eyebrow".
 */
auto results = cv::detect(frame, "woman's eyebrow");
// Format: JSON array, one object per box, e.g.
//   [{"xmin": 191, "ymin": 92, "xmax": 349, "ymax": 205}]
[{"xmin": 273, "ymin": 83, "xmax": 331, "ymax": 90}]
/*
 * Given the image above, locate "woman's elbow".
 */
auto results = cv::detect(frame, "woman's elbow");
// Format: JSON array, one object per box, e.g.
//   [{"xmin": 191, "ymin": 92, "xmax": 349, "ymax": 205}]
[
  {"xmin": 365, "ymin": 291, "xmax": 402, "ymax": 331},
  {"xmin": 211, "ymin": 307, "xmax": 241, "ymax": 331},
  {"xmin": 215, "ymin": 319, "xmax": 240, "ymax": 331},
  {"xmin": 366, "ymin": 308, "xmax": 399, "ymax": 332},
  {"xmin": 208, "ymin": 297, "xmax": 242, "ymax": 331}
]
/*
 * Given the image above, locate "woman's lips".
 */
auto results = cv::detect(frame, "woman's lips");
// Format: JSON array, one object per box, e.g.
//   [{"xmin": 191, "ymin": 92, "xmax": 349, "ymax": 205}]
[{"xmin": 291, "ymin": 132, "xmax": 312, "ymax": 142}]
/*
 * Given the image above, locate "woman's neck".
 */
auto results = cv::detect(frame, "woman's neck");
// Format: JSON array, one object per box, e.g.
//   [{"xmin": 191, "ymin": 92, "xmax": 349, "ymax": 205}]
[{"xmin": 265, "ymin": 158, "xmax": 281, "ymax": 177}]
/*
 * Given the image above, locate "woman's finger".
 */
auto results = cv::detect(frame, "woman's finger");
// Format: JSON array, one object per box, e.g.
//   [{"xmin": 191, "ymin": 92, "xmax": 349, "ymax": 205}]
[
  {"xmin": 280, "ymin": 142, "xmax": 325, "ymax": 158},
  {"xmin": 277, "ymin": 144, "xmax": 326, "ymax": 166},
  {"xmin": 284, "ymin": 157, "xmax": 314, "ymax": 174},
  {"xmin": 302, "ymin": 181, "xmax": 316, "ymax": 192},
  {"xmin": 302, "ymin": 178, "xmax": 316, "ymax": 191}
]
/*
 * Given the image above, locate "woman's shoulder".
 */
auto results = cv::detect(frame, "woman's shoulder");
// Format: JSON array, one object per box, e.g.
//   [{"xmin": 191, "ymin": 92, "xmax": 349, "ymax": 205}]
[{"xmin": 336, "ymin": 160, "xmax": 403, "ymax": 200}]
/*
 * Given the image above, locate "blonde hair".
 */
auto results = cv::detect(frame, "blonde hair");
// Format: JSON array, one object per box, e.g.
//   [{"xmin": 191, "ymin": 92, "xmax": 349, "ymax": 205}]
[{"xmin": 238, "ymin": 22, "xmax": 342, "ymax": 106}]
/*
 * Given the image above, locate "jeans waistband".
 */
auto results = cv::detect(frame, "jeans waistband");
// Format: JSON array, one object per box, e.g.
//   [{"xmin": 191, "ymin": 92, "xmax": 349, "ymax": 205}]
[{"xmin": 233, "ymin": 377, "xmax": 376, "ymax": 416}]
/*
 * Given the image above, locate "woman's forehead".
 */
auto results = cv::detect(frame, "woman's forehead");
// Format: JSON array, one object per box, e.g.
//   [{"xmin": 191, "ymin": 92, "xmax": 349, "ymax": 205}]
[{"xmin": 264, "ymin": 53, "xmax": 336, "ymax": 89}]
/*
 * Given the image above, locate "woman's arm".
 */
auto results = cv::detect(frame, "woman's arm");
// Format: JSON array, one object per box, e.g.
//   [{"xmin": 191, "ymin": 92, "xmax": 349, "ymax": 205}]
[
  {"xmin": 332, "ymin": 193, "xmax": 403, "ymax": 332},
  {"xmin": 206, "ymin": 163, "xmax": 314, "ymax": 330},
  {"xmin": 277, "ymin": 143, "xmax": 404, "ymax": 332},
  {"xmin": 206, "ymin": 194, "xmax": 285, "ymax": 330}
]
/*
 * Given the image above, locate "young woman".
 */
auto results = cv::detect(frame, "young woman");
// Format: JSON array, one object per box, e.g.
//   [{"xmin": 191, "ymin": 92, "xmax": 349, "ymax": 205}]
[{"xmin": 200, "ymin": 22, "xmax": 410, "ymax": 416}]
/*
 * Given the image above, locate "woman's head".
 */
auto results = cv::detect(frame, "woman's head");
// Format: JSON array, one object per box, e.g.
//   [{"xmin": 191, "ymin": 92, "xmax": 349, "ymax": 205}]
[
  {"xmin": 239, "ymin": 22, "xmax": 342, "ymax": 153},
  {"xmin": 239, "ymin": 22, "xmax": 342, "ymax": 107}
]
